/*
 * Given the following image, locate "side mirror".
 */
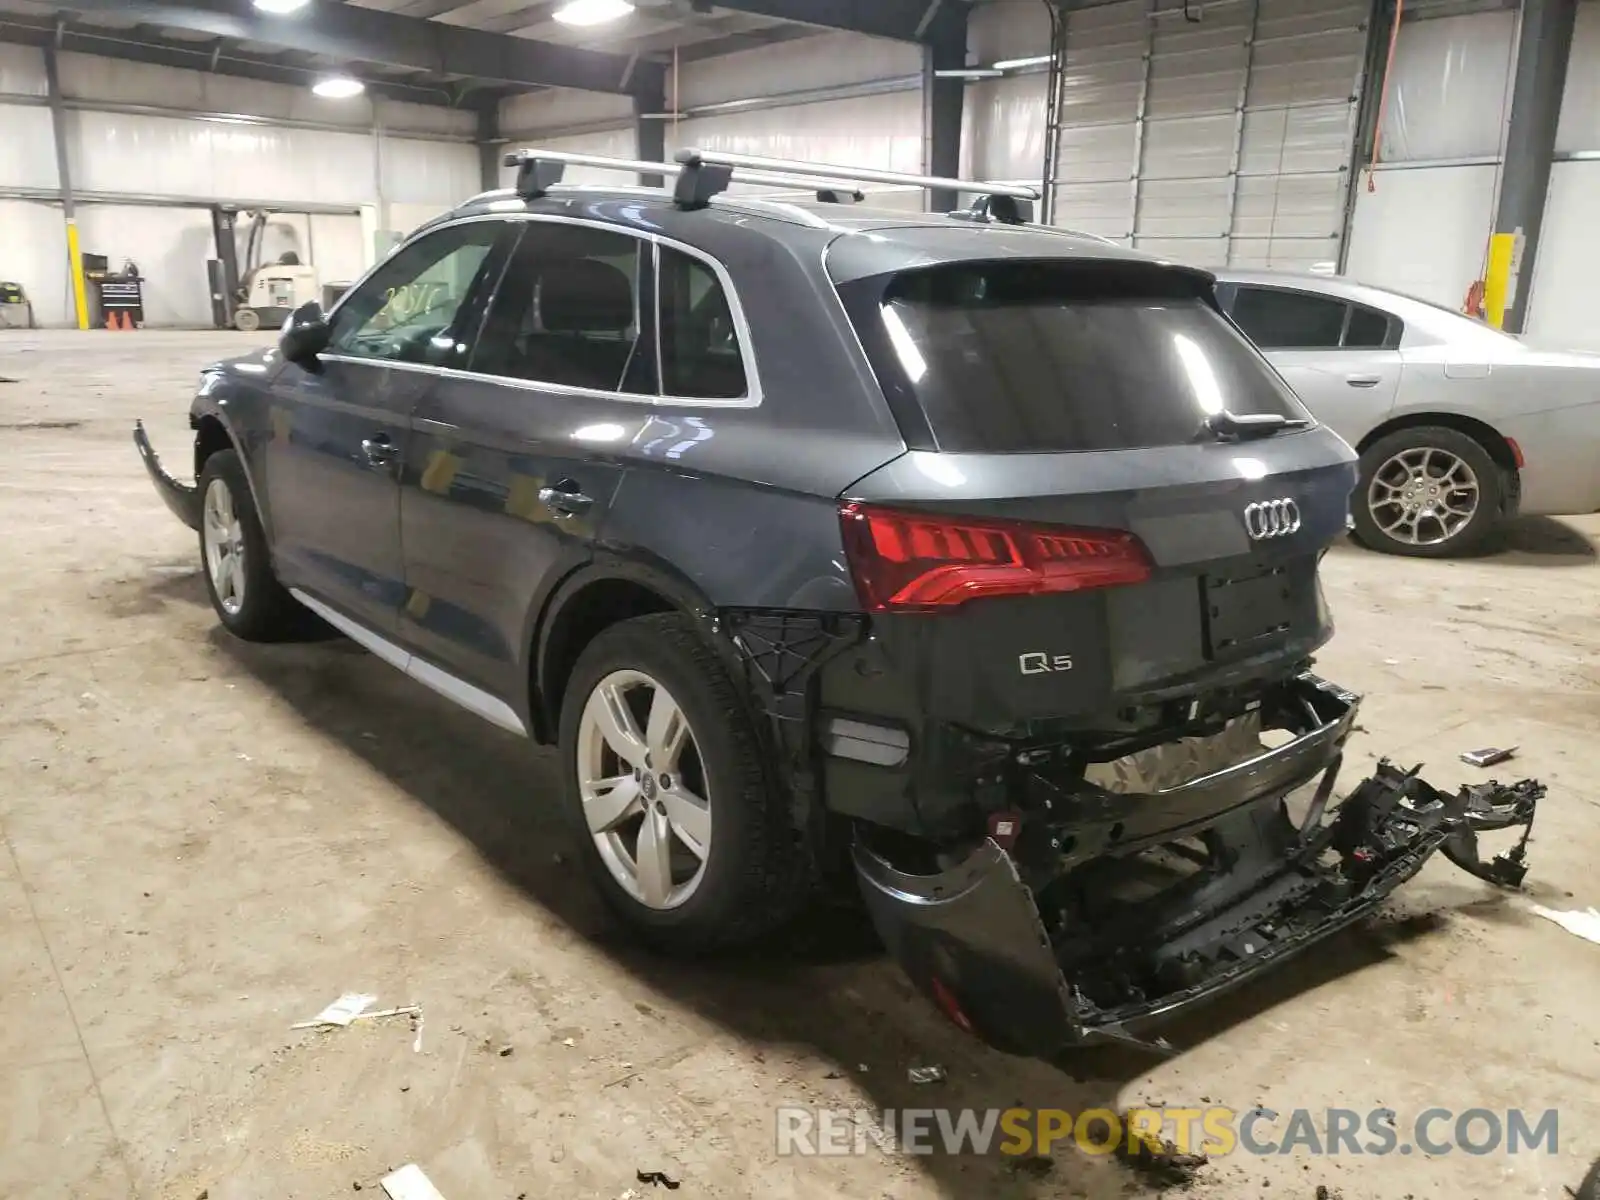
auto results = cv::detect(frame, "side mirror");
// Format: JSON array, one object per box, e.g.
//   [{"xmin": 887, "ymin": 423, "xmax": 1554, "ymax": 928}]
[{"xmin": 279, "ymin": 301, "xmax": 331, "ymax": 364}]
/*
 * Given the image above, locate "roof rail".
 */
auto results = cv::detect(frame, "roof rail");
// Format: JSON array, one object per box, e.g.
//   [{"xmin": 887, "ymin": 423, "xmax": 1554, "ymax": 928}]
[
  {"xmin": 502, "ymin": 149, "xmax": 864, "ymax": 204},
  {"xmin": 672, "ymin": 147, "xmax": 1038, "ymax": 215}
]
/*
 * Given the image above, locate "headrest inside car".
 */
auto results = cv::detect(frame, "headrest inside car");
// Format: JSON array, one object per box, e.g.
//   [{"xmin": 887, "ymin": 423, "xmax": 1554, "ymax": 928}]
[{"xmin": 536, "ymin": 259, "xmax": 634, "ymax": 335}]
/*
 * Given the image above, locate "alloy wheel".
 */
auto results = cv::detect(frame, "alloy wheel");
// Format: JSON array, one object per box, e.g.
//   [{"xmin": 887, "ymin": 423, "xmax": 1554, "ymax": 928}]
[
  {"xmin": 575, "ymin": 669, "xmax": 712, "ymax": 910},
  {"xmin": 202, "ymin": 477, "xmax": 247, "ymax": 615},
  {"xmin": 1366, "ymin": 446, "xmax": 1480, "ymax": 547}
]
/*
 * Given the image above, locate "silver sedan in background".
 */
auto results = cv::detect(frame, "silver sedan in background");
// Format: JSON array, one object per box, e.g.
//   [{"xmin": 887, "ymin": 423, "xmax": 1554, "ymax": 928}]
[{"xmin": 1212, "ymin": 269, "xmax": 1600, "ymax": 557}]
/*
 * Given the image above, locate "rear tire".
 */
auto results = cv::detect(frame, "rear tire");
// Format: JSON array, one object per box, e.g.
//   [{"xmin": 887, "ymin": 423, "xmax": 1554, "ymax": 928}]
[
  {"xmin": 1352, "ymin": 425, "xmax": 1504, "ymax": 558},
  {"xmin": 558, "ymin": 612, "xmax": 811, "ymax": 954},
  {"xmin": 198, "ymin": 449, "xmax": 302, "ymax": 641}
]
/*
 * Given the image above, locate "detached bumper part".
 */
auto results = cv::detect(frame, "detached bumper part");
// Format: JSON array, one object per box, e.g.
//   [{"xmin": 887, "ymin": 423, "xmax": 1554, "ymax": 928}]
[
  {"xmin": 856, "ymin": 720, "xmax": 1543, "ymax": 1058},
  {"xmin": 134, "ymin": 421, "xmax": 202, "ymax": 531}
]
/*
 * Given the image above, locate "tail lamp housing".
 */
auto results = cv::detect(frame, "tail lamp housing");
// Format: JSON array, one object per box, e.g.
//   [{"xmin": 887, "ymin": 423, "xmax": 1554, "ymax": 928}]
[{"xmin": 838, "ymin": 502, "xmax": 1152, "ymax": 612}]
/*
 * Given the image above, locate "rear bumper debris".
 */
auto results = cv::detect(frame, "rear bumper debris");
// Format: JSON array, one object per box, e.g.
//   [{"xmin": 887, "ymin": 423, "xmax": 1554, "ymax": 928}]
[
  {"xmin": 856, "ymin": 733, "xmax": 1544, "ymax": 1058},
  {"xmin": 133, "ymin": 420, "xmax": 201, "ymax": 531}
]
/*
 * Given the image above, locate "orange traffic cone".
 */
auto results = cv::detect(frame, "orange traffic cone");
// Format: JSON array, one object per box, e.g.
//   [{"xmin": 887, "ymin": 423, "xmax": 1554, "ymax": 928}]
[{"xmin": 105, "ymin": 310, "xmax": 116, "ymax": 330}]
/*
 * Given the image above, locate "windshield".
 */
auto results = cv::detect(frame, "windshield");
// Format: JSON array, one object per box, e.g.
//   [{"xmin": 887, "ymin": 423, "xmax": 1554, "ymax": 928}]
[{"xmin": 840, "ymin": 260, "xmax": 1311, "ymax": 454}]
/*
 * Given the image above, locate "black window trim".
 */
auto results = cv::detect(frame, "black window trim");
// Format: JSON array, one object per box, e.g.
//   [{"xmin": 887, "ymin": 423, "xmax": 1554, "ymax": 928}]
[
  {"xmin": 1226, "ymin": 283, "xmax": 1402, "ymax": 352},
  {"xmin": 323, "ymin": 212, "xmax": 762, "ymax": 409}
]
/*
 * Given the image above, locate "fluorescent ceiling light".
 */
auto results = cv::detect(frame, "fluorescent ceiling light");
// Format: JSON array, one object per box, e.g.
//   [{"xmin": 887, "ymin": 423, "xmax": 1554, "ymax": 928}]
[
  {"xmin": 253, "ymin": 0, "xmax": 311, "ymax": 13},
  {"xmin": 313, "ymin": 76, "xmax": 366, "ymax": 99},
  {"xmin": 992, "ymin": 54, "xmax": 1054, "ymax": 70},
  {"xmin": 935, "ymin": 68, "xmax": 1004, "ymax": 79},
  {"xmin": 554, "ymin": 0, "xmax": 635, "ymax": 25}
]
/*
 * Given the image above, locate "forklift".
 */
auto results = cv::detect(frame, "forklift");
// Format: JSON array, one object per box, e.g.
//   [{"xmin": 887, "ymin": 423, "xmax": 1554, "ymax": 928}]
[{"xmin": 207, "ymin": 206, "xmax": 322, "ymax": 332}]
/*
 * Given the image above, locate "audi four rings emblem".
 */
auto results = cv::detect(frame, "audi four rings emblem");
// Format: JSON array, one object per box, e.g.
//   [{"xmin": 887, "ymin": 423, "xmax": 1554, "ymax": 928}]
[{"xmin": 1243, "ymin": 498, "xmax": 1302, "ymax": 540}]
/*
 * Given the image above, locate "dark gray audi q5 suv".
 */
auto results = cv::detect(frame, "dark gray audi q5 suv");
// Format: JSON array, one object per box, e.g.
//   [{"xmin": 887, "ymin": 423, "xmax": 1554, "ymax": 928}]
[{"xmin": 135, "ymin": 148, "xmax": 1507, "ymax": 1059}]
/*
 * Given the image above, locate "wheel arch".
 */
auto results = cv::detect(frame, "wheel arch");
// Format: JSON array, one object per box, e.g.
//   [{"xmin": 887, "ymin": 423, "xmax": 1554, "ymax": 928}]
[
  {"xmin": 531, "ymin": 555, "xmax": 719, "ymax": 745},
  {"xmin": 1356, "ymin": 411, "xmax": 1520, "ymax": 473},
  {"xmin": 192, "ymin": 405, "xmax": 273, "ymax": 541}
]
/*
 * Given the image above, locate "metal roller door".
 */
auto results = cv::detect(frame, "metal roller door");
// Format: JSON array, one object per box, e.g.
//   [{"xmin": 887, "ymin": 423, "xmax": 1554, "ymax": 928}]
[{"xmin": 1052, "ymin": 0, "xmax": 1371, "ymax": 270}]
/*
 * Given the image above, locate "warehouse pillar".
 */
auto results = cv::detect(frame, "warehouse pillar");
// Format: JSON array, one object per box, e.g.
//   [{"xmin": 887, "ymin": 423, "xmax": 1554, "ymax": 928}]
[
  {"xmin": 44, "ymin": 45, "xmax": 90, "ymax": 331},
  {"xmin": 1489, "ymin": 0, "xmax": 1577, "ymax": 333},
  {"xmin": 635, "ymin": 80, "xmax": 668, "ymax": 188},
  {"xmin": 924, "ymin": 13, "xmax": 967, "ymax": 213},
  {"xmin": 476, "ymin": 100, "xmax": 501, "ymax": 193}
]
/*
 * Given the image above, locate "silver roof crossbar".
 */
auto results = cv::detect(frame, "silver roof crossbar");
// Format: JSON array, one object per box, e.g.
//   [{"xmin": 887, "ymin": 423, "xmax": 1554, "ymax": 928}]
[
  {"xmin": 501, "ymin": 147, "xmax": 1036, "ymax": 222},
  {"xmin": 672, "ymin": 147, "xmax": 1040, "ymax": 202},
  {"xmin": 503, "ymin": 149, "xmax": 864, "ymax": 204}
]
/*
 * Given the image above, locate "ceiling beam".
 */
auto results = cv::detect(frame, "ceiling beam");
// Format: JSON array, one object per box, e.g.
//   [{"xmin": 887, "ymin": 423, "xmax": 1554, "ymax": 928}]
[
  {"xmin": 705, "ymin": 0, "xmax": 965, "ymax": 42},
  {"xmin": 0, "ymin": 15, "xmax": 482, "ymax": 106},
  {"xmin": 53, "ymin": 0, "xmax": 666, "ymax": 94}
]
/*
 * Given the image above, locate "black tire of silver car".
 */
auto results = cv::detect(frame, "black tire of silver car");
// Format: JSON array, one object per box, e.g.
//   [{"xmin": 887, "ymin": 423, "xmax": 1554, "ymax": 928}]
[
  {"xmin": 558, "ymin": 612, "xmax": 811, "ymax": 954},
  {"xmin": 1352, "ymin": 426, "xmax": 1504, "ymax": 558},
  {"xmin": 197, "ymin": 449, "xmax": 302, "ymax": 641}
]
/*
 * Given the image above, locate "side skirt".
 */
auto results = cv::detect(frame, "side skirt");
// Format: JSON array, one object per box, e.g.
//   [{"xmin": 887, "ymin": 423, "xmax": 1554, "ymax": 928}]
[{"xmin": 289, "ymin": 588, "xmax": 528, "ymax": 738}]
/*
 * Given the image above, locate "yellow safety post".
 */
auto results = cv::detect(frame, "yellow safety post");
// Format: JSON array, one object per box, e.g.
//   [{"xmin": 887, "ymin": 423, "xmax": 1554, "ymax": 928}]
[
  {"xmin": 1483, "ymin": 232, "xmax": 1516, "ymax": 330},
  {"xmin": 65, "ymin": 218, "xmax": 91, "ymax": 331}
]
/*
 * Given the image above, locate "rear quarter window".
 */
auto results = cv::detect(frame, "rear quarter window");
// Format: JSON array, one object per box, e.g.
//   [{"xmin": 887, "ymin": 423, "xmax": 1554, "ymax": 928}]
[{"xmin": 838, "ymin": 260, "xmax": 1309, "ymax": 454}]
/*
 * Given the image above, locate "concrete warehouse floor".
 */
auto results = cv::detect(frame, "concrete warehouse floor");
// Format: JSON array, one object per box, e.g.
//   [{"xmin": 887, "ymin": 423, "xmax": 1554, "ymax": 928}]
[{"xmin": 2, "ymin": 330, "xmax": 1599, "ymax": 1200}]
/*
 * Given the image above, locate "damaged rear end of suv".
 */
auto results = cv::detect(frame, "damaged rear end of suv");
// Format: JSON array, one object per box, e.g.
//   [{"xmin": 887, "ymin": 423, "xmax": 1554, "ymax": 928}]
[{"xmin": 808, "ymin": 233, "xmax": 1539, "ymax": 1058}]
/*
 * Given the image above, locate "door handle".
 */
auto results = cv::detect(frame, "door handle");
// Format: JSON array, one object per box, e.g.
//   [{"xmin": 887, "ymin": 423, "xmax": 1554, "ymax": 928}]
[
  {"xmin": 361, "ymin": 434, "xmax": 398, "ymax": 467},
  {"xmin": 1345, "ymin": 375, "xmax": 1383, "ymax": 388},
  {"xmin": 539, "ymin": 482, "xmax": 594, "ymax": 517}
]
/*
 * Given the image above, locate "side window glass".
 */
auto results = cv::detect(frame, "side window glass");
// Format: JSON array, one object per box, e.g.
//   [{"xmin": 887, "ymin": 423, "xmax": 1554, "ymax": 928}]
[
  {"xmin": 1229, "ymin": 287, "xmax": 1348, "ymax": 350},
  {"xmin": 329, "ymin": 223, "xmax": 500, "ymax": 365},
  {"xmin": 470, "ymin": 223, "xmax": 647, "ymax": 393},
  {"xmin": 1343, "ymin": 304, "xmax": 1392, "ymax": 348},
  {"xmin": 659, "ymin": 246, "xmax": 749, "ymax": 400}
]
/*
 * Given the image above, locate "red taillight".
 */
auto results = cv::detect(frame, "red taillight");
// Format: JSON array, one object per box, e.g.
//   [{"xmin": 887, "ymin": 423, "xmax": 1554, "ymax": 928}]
[{"xmin": 838, "ymin": 502, "xmax": 1151, "ymax": 611}]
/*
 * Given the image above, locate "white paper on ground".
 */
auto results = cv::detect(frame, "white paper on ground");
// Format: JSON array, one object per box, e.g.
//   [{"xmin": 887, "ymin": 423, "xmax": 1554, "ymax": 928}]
[
  {"xmin": 381, "ymin": 1163, "xmax": 447, "ymax": 1200},
  {"xmin": 1528, "ymin": 904, "xmax": 1600, "ymax": 945},
  {"xmin": 312, "ymin": 992, "xmax": 377, "ymax": 1027}
]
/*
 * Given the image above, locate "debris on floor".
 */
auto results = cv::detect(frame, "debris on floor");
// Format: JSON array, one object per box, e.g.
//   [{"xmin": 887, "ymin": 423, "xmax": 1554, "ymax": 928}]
[
  {"xmin": 1315, "ymin": 1185, "xmax": 1346, "ymax": 1200},
  {"xmin": 906, "ymin": 1064, "xmax": 946, "ymax": 1084},
  {"xmin": 1528, "ymin": 904, "xmax": 1600, "ymax": 945},
  {"xmin": 379, "ymin": 1163, "xmax": 446, "ymax": 1200},
  {"xmin": 1114, "ymin": 1116, "xmax": 1208, "ymax": 1188},
  {"xmin": 1461, "ymin": 745, "xmax": 1517, "ymax": 767},
  {"xmin": 635, "ymin": 1169, "xmax": 681, "ymax": 1190},
  {"xmin": 1008, "ymin": 1155, "xmax": 1054, "ymax": 1178},
  {"xmin": 292, "ymin": 993, "xmax": 422, "ymax": 1031}
]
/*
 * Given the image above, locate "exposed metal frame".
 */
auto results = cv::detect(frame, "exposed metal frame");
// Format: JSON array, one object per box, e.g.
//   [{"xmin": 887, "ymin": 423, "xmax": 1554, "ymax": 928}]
[
  {"xmin": 1040, "ymin": 0, "xmax": 1072, "ymax": 226},
  {"xmin": 0, "ymin": 15, "xmax": 471, "ymax": 108},
  {"xmin": 704, "ymin": 0, "xmax": 967, "ymax": 44},
  {"xmin": 0, "ymin": 185, "xmax": 362, "ymax": 215},
  {"xmin": 50, "ymin": 0, "xmax": 667, "ymax": 97},
  {"xmin": 1127, "ymin": 1, "xmax": 1156, "ymax": 244}
]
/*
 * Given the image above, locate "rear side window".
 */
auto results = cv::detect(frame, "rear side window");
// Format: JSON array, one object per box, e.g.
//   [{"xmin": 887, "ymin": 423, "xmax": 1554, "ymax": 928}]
[
  {"xmin": 659, "ymin": 246, "xmax": 748, "ymax": 399},
  {"xmin": 840, "ymin": 261, "xmax": 1308, "ymax": 454},
  {"xmin": 1230, "ymin": 287, "xmax": 1346, "ymax": 349},
  {"xmin": 470, "ymin": 223, "xmax": 650, "ymax": 394},
  {"xmin": 1229, "ymin": 285, "xmax": 1398, "ymax": 350}
]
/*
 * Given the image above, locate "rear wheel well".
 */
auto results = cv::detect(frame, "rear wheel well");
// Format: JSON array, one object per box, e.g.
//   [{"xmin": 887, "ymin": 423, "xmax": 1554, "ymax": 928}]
[
  {"xmin": 537, "ymin": 578, "xmax": 677, "ymax": 742},
  {"xmin": 193, "ymin": 415, "xmax": 235, "ymax": 479},
  {"xmin": 1356, "ymin": 413, "xmax": 1518, "ymax": 473}
]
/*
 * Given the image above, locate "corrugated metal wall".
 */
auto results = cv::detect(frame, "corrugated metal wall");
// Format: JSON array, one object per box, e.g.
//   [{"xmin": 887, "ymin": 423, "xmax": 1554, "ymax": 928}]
[
  {"xmin": 0, "ymin": 44, "xmax": 479, "ymax": 327},
  {"xmin": 967, "ymin": 0, "xmax": 1368, "ymax": 269}
]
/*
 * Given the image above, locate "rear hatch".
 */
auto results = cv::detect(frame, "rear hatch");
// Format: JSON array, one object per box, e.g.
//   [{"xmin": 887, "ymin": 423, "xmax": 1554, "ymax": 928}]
[{"xmin": 830, "ymin": 248, "xmax": 1358, "ymax": 734}]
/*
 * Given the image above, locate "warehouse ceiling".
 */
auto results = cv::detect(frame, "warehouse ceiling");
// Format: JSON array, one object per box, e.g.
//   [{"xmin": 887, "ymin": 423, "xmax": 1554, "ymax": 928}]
[{"xmin": 0, "ymin": 0, "xmax": 969, "ymax": 108}]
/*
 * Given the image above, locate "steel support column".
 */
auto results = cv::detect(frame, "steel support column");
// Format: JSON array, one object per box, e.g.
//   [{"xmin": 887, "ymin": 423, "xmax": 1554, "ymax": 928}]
[
  {"xmin": 43, "ymin": 45, "xmax": 90, "ymax": 330},
  {"xmin": 476, "ymin": 101, "xmax": 501, "ymax": 193},
  {"xmin": 923, "ymin": 14, "xmax": 967, "ymax": 213},
  {"xmin": 1493, "ymin": 0, "xmax": 1577, "ymax": 333},
  {"xmin": 634, "ymin": 78, "xmax": 668, "ymax": 188}
]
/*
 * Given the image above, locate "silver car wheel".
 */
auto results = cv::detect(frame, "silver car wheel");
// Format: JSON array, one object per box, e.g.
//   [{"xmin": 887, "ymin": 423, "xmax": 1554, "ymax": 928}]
[
  {"xmin": 1367, "ymin": 446, "xmax": 1480, "ymax": 547},
  {"xmin": 576, "ymin": 669, "xmax": 712, "ymax": 911},
  {"xmin": 202, "ymin": 477, "xmax": 247, "ymax": 616}
]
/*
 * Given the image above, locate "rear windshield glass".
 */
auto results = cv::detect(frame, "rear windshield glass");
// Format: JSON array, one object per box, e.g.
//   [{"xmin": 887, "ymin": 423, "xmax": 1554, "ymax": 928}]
[{"xmin": 840, "ymin": 261, "xmax": 1309, "ymax": 454}]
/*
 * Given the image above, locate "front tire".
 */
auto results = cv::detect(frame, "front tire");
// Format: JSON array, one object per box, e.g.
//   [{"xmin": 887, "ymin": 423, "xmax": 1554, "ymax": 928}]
[
  {"xmin": 198, "ymin": 449, "xmax": 301, "ymax": 640},
  {"xmin": 1352, "ymin": 425, "xmax": 1505, "ymax": 558},
  {"xmin": 558, "ymin": 612, "xmax": 811, "ymax": 953}
]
